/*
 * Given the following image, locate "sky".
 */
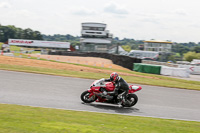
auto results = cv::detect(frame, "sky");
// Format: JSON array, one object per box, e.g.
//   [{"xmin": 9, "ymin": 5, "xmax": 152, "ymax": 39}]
[{"xmin": 0, "ymin": 0, "xmax": 200, "ymax": 43}]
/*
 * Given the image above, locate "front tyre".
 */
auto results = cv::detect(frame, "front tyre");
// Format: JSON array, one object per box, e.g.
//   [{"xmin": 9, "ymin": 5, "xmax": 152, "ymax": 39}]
[
  {"xmin": 123, "ymin": 93, "xmax": 138, "ymax": 107},
  {"xmin": 81, "ymin": 91, "xmax": 97, "ymax": 103}
]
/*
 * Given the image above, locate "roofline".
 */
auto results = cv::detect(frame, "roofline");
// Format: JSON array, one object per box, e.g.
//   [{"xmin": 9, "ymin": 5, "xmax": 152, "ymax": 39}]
[
  {"xmin": 129, "ymin": 50, "xmax": 159, "ymax": 53},
  {"xmin": 143, "ymin": 40, "xmax": 173, "ymax": 44},
  {"xmin": 82, "ymin": 22, "xmax": 106, "ymax": 25}
]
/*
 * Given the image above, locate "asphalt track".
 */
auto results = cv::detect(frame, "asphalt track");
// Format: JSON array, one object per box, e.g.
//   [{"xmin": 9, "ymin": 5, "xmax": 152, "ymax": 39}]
[{"xmin": 0, "ymin": 70, "xmax": 200, "ymax": 122}]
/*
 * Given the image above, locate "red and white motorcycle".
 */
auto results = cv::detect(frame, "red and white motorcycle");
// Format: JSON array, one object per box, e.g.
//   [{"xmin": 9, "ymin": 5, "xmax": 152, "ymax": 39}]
[{"xmin": 81, "ymin": 80, "xmax": 142, "ymax": 107}]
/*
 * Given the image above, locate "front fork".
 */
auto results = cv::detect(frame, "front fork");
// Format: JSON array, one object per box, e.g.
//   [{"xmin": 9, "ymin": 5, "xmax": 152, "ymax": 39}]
[
  {"xmin": 87, "ymin": 89, "xmax": 95, "ymax": 100},
  {"xmin": 88, "ymin": 89, "xmax": 106, "ymax": 102}
]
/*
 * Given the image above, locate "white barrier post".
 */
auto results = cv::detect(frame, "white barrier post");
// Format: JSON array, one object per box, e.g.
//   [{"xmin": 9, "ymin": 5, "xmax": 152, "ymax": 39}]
[
  {"xmin": 67, "ymin": 59, "xmax": 70, "ymax": 63},
  {"xmin": 85, "ymin": 61, "xmax": 88, "ymax": 65},
  {"xmin": 37, "ymin": 55, "xmax": 40, "ymax": 59},
  {"xmin": 19, "ymin": 53, "xmax": 22, "ymax": 58},
  {"xmin": 101, "ymin": 62, "xmax": 104, "ymax": 67},
  {"xmin": 56, "ymin": 57, "xmax": 60, "ymax": 62},
  {"xmin": 12, "ymin": 51, "xmax": 15, "ymax": 57}
]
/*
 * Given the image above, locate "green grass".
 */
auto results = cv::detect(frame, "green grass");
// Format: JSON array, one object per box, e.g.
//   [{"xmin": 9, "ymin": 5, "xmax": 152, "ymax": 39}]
[
  {"xmin": 10, "ymin": 45, "xmax": 21, "ymax": 51},
  {"xmin": 0, "ymin": 42, "xmax": 3, "ymax": 50},
  {"xmin": 1, "ymin": 53, "xmax": 200, "ymax": 90},
  {"xmin": 0, "ymin": 56, "xmax": 199, "ymax": 132},
  {"xmin": 8, "ymin": 45, "xmax": 41, "ymax": 55},
  {"xmin": 72, "ymin": 63, "xmax": 200, "ymax": 87},
  {"xmin": 0, "ymin": 104, "xmax": 199, "ymax": 133},
  {"xmin": 0, "ymin": 63, "xmax": 200, "ymax": 90}
]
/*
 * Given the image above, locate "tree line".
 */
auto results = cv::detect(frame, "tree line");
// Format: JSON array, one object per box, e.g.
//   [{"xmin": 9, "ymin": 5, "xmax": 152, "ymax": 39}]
[
  {"xmin": 43, "ymin": 34, "xmax": 80, "ymax": 47},
  {"xmin": 0, "ymin": 24, "xmax": 43, "ymax": 42},
  {"xmin": 1, "ymin": 24, "xmax": 200, "ymax": 62}
]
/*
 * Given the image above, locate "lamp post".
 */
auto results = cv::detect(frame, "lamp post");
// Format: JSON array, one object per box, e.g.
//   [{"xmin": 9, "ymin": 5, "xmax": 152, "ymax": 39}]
[{"xmin": 116, "ymin": 43, "xmax": 119, "ymax": 54}]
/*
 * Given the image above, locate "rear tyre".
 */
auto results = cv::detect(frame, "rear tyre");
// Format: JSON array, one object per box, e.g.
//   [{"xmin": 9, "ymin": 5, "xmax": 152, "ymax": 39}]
[
  {"xmin": 123, "ymin": 94, "xmax": 138, "ymax": 107},
  {"xmin": 81, "ymin": 91, "xmax": 97, "ymax": 103}
]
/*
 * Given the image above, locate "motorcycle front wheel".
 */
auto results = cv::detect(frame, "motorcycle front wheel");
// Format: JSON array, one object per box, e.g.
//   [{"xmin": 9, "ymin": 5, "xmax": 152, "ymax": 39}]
[{"xmin": 81, "ymin": 91, "xmax": 97, "ymax": 103}]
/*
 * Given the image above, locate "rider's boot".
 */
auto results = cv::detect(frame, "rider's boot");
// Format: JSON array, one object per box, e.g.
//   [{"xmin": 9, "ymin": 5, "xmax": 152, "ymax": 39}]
[
  {"xmin": 116, "ymin": 96, "xmax": 124, "ymax": 107},
  {"xmin": 118, "ymin": 102, "xmax": 124, "ymax": 108}
]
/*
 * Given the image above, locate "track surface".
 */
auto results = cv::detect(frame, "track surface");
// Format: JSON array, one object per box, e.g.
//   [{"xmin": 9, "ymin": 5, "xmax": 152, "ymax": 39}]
[{"xmin": 0, "ymin": 70, "xmax": 200, "ymax": 122}]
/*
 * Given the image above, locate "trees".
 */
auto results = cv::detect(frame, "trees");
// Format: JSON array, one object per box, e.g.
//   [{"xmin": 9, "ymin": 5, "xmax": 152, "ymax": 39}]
[
  {"xmin": 43, "ymin": 34, "xmax": 80, "ymax": 42},
  {"xmin": 121, "ymin": 45, "xmax": 131, "ymax": 52},
  {"xmin": 172, "ymin": 43, "xmax": 190, "ymax": 56},
  {"xmin": 42, "ymin": 34, "xmax": 80, "ymax": 48},
  {"xmin": 184, "ymin": 52, "xmax": 200, "ymax": 62},
  {"xmin": 112, "ymin": 37, "xmax": 144, "ymax": 51},
  {"xmin": 33, "ymin": 31, "xmax": 43, "ymax": 40},
  {"xmin": 0, "ymin": 25, "xmax": 43, "ymax": 42},
  {"xmin": 192, "ymin": 46, "xmax": 200, "ymax": 53},
  {"xmin": 2, "ymin": 24, "xmax": 200, "ymax": 60}
]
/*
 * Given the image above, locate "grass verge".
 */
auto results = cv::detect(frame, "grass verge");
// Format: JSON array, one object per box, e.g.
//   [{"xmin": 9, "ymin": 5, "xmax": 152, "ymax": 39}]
[
  {"xmin": 0, "ymin": 104, "xmax": 199, "ymax": 133},
  {"xmin": 19, "ymin": 55, "xmax": 200, "ymax": 87},
  {"xmin": 0, "ymin": 63, "xmax": 200, "ymax": 90}
]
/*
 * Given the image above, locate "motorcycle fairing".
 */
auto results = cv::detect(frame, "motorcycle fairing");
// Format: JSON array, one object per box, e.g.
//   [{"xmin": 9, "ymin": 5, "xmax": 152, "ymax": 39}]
[{"xmin": 129, "ymin": 85, "xmax": 142, "ymax": 93}]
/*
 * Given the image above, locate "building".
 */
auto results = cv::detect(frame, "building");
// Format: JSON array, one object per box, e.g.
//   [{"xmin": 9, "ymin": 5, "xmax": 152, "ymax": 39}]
[
  {"xmin": 8, "ymin": 39, "xmax": 71, "ymax": 49},
  {"xmin": 128, "ymin": 50, "xmax": 159, "ymax": 60},
  {"xmin": 80, "ymin": 22, "xmax": 113, "ymax": 52},
  {"xmin": 143, "ymin": 40, "xmax": 173, "ymax": 52},
  {"xmin": 8, "ymin": 39, "xmax": 72, "ymax": 54},
  {"xmin": 142, "ymin": 40, "xmax": 174, "ymax": 61},
  {"xmin": 127, "ymin": 40, "xmax": 173, "ymax": 61}
]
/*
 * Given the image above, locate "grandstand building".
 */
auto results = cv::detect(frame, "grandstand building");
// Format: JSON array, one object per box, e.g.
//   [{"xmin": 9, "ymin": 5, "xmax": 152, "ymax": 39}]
[
  {"xmin": 143, "ymin": 40, "xmax": 173, "ymax": 52},
  {"xmin": 80, "ymin": 22, "xmax": 113, "ymax": 52},
  {"xmin": 129, "ymin": 40, "xmax": 173, "ymax": 61}
]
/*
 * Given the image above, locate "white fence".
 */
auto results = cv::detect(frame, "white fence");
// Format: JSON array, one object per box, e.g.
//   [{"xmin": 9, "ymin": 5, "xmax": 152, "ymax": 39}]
[
  {"xmin": 143, "ymin": 60, "xmax": 200, "ymax": 75},
  {"xmin": 178, "ymin": 65, "xmax": 200, "ymax": 75},
  {"xmin": 161, "ymin": 66, "xmax": 190, "ymax": 78}
]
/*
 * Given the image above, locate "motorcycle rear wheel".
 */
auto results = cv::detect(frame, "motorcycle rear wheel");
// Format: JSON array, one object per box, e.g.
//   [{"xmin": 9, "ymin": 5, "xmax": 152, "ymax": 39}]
[
  {"xmin": 123, "ymin": 93, "xmax": 138, "ymax": 107},
  {"xmin": 81, "ymin": 91, "xmax": 97, "ymax": 103}
]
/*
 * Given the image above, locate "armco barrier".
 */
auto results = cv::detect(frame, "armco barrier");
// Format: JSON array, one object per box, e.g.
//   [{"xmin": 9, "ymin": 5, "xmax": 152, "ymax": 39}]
[{"xmin": 48, "ymin": 51, "xmax": 141, "ymax": 70}]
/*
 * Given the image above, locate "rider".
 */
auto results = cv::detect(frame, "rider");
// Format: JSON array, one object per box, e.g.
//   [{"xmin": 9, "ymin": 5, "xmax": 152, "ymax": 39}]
[{"xmin": 98, "ymin": 72, "xmax": 129, "ymax": 104}]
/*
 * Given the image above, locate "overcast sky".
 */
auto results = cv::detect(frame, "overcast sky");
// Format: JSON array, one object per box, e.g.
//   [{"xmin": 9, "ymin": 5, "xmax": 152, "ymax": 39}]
[{"xmin": 0, "ymin": 0, "xmax": 200, "ymax": 43}]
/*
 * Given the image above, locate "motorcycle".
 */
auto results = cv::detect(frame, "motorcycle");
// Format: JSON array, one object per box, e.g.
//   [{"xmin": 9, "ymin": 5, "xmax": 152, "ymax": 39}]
[{"xmin": 81, "ymin": 80, "xmax": 142, "ymax": 107}]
